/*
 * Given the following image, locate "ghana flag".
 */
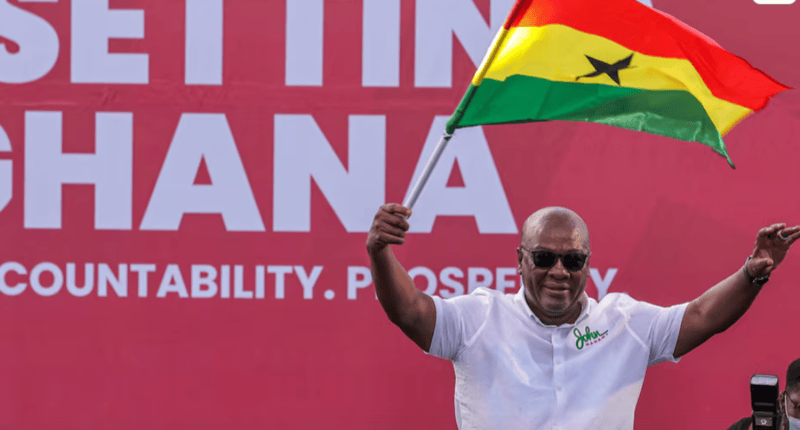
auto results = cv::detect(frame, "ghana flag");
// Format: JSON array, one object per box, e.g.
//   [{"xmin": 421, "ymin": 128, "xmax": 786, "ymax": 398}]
[{"xmin": 445, "ymin": 0, "xmax": 790, "ymax": 167}]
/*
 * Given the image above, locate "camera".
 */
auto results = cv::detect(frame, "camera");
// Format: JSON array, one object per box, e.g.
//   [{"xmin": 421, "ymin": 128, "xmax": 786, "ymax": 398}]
[{"xmin": 751, "ymin": 374, "xmax": 780, "ymax": 430}]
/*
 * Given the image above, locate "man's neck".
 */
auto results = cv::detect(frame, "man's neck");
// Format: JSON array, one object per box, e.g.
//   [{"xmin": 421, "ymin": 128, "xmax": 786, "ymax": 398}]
[{"xmin": 529, "ymin": 294, "xmax": 587, "ymax": 326}]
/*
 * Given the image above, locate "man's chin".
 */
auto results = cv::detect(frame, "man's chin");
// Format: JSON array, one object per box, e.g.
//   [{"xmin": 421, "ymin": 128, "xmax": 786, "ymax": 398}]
[
  {"xmin": 542, "ymin": 303, "xmax": 570, "ymax": 317},
  {"xmin": 541, "ymin": 294, "xmax": 581, "ymax": 314}
]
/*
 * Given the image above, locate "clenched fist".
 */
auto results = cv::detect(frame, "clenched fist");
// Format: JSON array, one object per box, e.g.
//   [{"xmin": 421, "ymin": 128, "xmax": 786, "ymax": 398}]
[{"xmin": 366, "ymin": 204, "xmax": 412, "ymax": 255}]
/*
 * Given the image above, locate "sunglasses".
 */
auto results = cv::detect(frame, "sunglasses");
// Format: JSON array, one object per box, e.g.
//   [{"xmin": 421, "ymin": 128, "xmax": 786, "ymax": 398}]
[{"xmin": 523, "ymin": 249, "xmax": 591, "ymax": 272}]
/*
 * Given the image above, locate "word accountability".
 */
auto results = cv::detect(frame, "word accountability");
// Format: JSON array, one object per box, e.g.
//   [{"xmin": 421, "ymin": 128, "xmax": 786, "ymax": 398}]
[
  {"xmin": 0, "ymin": 262, "xmax": 619, "ymax": 301},
  {"xmin": 0, "ymin": 262, "xmax": 325, "ymax": 300}
]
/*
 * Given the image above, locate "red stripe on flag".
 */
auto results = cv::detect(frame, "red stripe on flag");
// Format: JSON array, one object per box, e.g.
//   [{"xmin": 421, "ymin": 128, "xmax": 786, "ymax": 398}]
[
  {"xmin": 502, "ymin": 0, "xmax": 535, "ymax": 30},
  {"xmin": 507, "ymin": 0, "xmax": 789, "ymax": 111}
]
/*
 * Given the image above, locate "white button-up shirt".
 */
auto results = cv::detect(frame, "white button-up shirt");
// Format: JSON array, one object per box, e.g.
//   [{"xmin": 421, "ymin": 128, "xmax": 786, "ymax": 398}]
[{"xmin": 429, "ymin": 287, "xmax": 688, "ymax": 430}]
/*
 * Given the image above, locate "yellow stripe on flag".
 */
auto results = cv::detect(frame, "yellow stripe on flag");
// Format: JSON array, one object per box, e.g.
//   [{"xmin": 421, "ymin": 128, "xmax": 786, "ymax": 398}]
[
  {"xmin": 481, "ymin": 24, "xmax": 752, "ymax": 135},
  {"xmin": 471, "ymin": 27, "xmax": 511, "ymax": 86}
]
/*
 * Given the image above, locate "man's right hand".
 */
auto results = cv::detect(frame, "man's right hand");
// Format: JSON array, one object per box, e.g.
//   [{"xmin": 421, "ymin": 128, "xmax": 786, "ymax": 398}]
[
  {"xmin": 366, "ymin": 203, "xmax": 434, "ymax": 352},
  {"xmin": 366, "ymin": 204, "xmax": 412, "ymax": 255}
]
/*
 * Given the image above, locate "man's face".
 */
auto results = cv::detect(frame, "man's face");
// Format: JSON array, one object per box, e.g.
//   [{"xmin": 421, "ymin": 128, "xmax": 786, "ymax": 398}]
[
  {"xmin": 786, "ymin": 387, "xmax": 800, "ymax": 420},
  {"xmin": 517, "ymin": 217, "xmax": 590, "ymax": 321}
]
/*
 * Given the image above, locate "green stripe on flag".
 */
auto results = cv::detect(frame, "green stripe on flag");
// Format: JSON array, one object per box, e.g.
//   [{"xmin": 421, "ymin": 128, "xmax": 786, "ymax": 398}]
[{"xmin": 448, "ymin": 75, "xmax": 732, "ymax": 166}]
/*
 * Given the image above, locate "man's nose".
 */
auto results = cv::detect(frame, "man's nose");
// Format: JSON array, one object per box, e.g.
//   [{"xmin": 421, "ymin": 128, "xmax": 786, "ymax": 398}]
[{"xmin": 548, "ymin": 258, "xmax": 570, "ymax": 278}]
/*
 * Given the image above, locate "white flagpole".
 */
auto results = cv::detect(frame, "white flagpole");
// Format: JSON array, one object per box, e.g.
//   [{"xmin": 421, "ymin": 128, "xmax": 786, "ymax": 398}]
[
  {"xmin": 402, "ymin": 132, "xmax": 453, "ymax": 210},
  {"xmin": 400, "ymin": 2, "xmax": 522, "ymax": 210}
]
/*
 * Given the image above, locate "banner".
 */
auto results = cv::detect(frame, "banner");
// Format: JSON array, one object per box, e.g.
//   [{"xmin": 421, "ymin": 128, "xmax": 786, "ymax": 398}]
[{"xmin": 1, "ymin": 0, "xmax": 798, "ymax": 428}]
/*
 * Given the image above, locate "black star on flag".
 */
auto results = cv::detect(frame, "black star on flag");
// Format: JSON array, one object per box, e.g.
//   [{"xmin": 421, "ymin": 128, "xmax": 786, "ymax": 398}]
[{"xmin": 576, "ymin": 53, "xmax": 634, "ymax": 86}]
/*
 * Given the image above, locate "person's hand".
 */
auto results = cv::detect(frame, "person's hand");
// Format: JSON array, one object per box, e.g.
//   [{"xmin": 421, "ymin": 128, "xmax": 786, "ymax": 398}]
[
  {"xmin": 747, "ymin": 223, "xmax": 800, "ymax": 277},
  {"xmin": 366, "ymin": 204, "xmax": 412, "ymax": 255}
]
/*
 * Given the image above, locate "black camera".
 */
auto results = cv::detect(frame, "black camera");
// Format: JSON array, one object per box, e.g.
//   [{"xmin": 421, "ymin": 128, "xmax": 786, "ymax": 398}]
[{"xmin": 751, "ymin": 374, "xmax": 780, "ymax": 430}]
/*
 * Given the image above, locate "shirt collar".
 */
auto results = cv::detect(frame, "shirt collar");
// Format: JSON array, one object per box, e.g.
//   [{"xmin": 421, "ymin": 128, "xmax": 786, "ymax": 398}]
[{"xmin": 514, "ymin": 286, "xmax": 593, "ymax": 328}]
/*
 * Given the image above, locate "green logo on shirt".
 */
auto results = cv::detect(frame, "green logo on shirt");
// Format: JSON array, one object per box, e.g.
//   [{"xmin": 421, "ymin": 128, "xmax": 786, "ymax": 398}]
[{"xmin": 574, "ymin": 326, "xmax": 609, "ymax": 350}]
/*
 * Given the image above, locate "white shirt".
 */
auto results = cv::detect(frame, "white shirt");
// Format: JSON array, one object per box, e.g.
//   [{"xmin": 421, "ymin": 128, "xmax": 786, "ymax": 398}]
[{"xmin": 429, "ymin": 287, "xmax": 688, "ymax": 430}]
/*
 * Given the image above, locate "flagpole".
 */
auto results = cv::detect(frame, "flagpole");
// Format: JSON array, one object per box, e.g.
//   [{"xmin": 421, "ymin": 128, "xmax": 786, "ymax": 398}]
[
  {"xmin": 400, "ymin": 3, "xmax": 526, "ymax": 212},
  {"xmin": 403, "ymin": 132, "xmax": 453, "ymax": 211}
]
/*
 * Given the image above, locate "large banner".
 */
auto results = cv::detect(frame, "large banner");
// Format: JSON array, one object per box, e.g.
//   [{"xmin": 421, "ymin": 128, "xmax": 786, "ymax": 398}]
[{"xmin": 1, "ymin": 0, "xmax": 799, "ymax": 428}]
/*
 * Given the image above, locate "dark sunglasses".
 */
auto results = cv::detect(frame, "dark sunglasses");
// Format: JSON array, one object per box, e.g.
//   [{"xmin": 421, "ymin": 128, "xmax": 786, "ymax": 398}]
[{"xmin": 524, "ymin": 249, "xmax": 590, "ymax": 272}]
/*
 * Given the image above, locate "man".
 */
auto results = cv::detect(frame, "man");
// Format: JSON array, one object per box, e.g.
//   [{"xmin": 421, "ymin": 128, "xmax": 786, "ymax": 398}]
[
  {"xmin": 366, "ymin": 204, "xmax": 800, "ymax": 429},
  {"xmin": 728, "ymin": 358, "xmax": 800, "ymax": 430}
]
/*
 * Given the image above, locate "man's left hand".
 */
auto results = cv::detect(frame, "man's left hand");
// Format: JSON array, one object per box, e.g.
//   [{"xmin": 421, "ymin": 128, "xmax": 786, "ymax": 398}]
[{"xmin": 748, "ymin": 223, "xmax": 800, "ymax": 277}]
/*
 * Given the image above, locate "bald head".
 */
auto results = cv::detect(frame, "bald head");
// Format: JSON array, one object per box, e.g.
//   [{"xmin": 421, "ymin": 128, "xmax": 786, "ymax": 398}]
[
  {"xmin": 521, "ymin": 207, "xmax": 590, "ymax": 252},
  {"xmin": 517, "ymin": 207, "xmax": 591, "ymax": 324}
]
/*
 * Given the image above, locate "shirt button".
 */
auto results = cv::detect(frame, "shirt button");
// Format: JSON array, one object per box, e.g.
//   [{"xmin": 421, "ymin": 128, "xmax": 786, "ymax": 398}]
[
  {"xmin": 557, "ymin": 386, "xmax": 562, "ymax": 391},
  {"xmin": 556, "ymin": 360, "xmax": 562, "ymax": 365}
]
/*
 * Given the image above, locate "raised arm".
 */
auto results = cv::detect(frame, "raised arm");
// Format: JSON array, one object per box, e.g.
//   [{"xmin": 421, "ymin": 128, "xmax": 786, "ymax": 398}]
[
  {"xmin": 674, "ymin": 223, "xmax": 800, "ymax": 358},
  {"xmin": 366, "ymin": 204, "xmax": 436, "ymax": 352}
]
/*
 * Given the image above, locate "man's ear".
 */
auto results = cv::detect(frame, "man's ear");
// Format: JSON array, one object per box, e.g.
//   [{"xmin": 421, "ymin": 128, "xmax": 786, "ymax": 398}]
[{"xmin": 517, "ymin": 247, "xmax": 523, "ymax": 274}]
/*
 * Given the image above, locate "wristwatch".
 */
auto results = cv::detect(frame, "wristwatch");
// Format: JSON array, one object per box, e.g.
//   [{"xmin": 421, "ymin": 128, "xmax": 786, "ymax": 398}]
[{"xmin": 743, "ymin": 256, "xmax": 769, "ymax": 286}]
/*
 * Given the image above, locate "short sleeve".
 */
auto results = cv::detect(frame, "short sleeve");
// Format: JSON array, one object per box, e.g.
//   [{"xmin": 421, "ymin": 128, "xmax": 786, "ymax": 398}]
[
  {"xmin": 619, "ymin": 295, "xmax": 689, "ymax": 366},
  {"xmin": 427, "ymin": 289, "xmax": 493, "ymax": 361}
]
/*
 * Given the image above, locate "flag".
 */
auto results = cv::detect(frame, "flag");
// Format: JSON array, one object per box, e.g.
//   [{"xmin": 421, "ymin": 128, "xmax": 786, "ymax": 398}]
[{"xmin": 445, "ymin": 0, "xmax": 790, "ymax": 167}]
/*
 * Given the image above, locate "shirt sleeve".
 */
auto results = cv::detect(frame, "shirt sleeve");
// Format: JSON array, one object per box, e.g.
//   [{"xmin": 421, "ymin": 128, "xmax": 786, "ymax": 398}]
[
  {"xmin": 621, "ymin": 295, "xmax": 689, "ymax": 366},
  {"xmin": 426, "ymin": 289, "xmax": 492, "ymax": 361}
]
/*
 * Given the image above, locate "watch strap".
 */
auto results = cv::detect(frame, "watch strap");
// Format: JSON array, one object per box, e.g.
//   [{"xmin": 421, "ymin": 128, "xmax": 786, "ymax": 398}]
[{"xmin": 744, "ymin": 256, "xmax": 770, "ymax": 286}]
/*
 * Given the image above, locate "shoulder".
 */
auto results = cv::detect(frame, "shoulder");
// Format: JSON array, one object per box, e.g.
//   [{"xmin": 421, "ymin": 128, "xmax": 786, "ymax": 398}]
[
  {"xmin": 599, "ymin": 292, "xmax": 636, "ymax": 306},
  {"xmin": 473, "ymin": 287, "xmax": 521, "ymax": 312},
  {"xmin": 434, "ymin": 287, "xmax": 500, "ymax": 317},
  {"xmin": 429, "ymin": 288, "xmax": 509, "ymax": 358},
  {"xmin": 469, "ymin": 286, "xmax": 505, "ymax": 299},
  {"xmin": 595, "ymin": 292, "xmax": 640, "ymax": 314},
  {"xmin": 433, "ymin": 287, "xmax": 515, "ymax": 317},
  {"xmin": 595, "ymin": 293, "xmax": 688, "ymax": 330},
  {"xmin": 451, "ymin": 286, "xmax": 509, "ymax": 304},
  {"xmin": 598, "ymin": 292, "xmax": 681, "ymax": 314}
]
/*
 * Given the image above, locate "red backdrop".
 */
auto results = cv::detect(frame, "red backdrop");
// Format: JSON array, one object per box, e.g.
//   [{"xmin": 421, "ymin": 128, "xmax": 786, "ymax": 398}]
[{"xmin": 1, "ymin": 0, "xmax": 799, "ymax": 428}]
